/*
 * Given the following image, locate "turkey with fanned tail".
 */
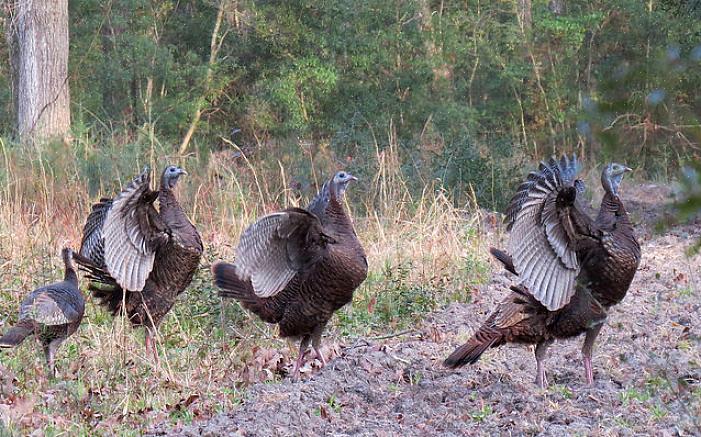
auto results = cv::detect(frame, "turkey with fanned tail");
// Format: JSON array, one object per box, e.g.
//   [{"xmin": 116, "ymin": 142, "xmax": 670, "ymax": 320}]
[
  {"xmin": 73, "ymin": 165, "xmax": 203, "ymax": 359},
  {"xmin": 445, "ymin": 156, "xmax": 640, "ymax": 387},
  {"xmin": 212, "ymin": 171, "xmax": 368, "ymax": 380}
]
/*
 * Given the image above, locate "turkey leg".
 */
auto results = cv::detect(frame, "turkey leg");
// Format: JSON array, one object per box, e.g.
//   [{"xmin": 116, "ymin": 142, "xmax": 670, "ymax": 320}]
[
  {"xmin": 43, "ymin": 339, "xmax": 62, "ymax": 379},
  {"xmin": 534, "ymin": 339, "xmax": 553, "ymax": 388},
  {"xmin": 311, "ymin": 325, "xmax": 326, "ymax": 367},
  {"xmin": 582, "ymin": 323, "xmax": 604, "ymax": 385},
  {"xmin": 291, "ymin": 335, "xmax": 311, "ymax": 381}
]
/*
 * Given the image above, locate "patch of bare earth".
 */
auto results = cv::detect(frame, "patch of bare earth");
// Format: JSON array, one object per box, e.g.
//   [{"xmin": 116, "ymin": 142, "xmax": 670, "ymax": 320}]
[{"xmin": 150, "ymin": 183, "xmax": 701, "ymax": 436}]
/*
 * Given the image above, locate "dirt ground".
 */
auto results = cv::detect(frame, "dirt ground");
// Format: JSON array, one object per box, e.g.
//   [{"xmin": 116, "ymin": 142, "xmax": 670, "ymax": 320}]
[{"xmin": 149, "ymin": 183, "xmax": 701, "ymax": 436}]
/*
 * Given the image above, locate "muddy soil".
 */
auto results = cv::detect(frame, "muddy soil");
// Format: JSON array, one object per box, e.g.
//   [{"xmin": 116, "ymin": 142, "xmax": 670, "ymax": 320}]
[{"xmin": 150, "ymin": 183, "xmax": 701, "ymax": 436}]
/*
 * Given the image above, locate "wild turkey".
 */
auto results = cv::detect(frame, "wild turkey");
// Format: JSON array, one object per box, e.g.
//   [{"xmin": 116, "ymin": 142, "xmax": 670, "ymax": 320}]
[
  {"xmin": 73, "ymin": 165, "xmax": 203, "ymax": 359},
  {"xmin": 212, "ymin": 171, "xmax": 368, "ymax": 379},
  {"xmin": 445, "ymin": 156, "xmax": 641, "ymax": 387},
  {"xmin": 0, "ymin": 248, "xmax": 85, "ymax": 378}
]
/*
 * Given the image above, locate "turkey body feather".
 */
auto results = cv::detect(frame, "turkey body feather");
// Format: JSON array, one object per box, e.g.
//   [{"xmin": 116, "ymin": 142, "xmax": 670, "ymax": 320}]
[{"xmin": 0, "ymin": 248, "xmax": 85, "ymax": 377}]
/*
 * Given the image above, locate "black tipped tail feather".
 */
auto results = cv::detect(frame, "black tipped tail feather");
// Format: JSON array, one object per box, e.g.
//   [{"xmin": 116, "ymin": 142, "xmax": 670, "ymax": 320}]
[
  {"xmin": 212, "ymin": 262, "xmax": 253, "ymax": 301},
  {"xmin": 72, "ymin": 251, "xmax": 124, "ymax": 315},
  {"xmin": 444, "ymin": 334, "xmax": 500, "ymax": 368},
  {"xmin": 212, "ymin": 262, "xmax": 278, "ymax": 323},
  {"xmin": 0, "ymin": 321, "xmax": 33, "ymax": 348},
  {"xmin": 489, "ymin": 247, "xmax": 517, "ymax": 275},
  {"xmin": 211, "ymin": 262, "xmax": 265, "ymax": 307}
]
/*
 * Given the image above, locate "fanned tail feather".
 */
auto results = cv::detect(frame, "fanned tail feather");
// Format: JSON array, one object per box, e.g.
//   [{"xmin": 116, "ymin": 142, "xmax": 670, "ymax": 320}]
[{"xmin": 0, "ymin": 321, "xmax": 33, "ymax": 348}]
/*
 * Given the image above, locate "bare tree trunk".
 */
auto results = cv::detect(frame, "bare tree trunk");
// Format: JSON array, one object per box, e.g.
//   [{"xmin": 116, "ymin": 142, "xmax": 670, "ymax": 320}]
[
  {"xmin": 11, "ymin": 0, "xmax": 70, "ymax": 143},
  {"xmin": 517, "ymin": 0, "xmax": 532, "ymax": 34},
  {"xmin": 419, "ymin": 0, "xmax": 452, "ymax": 83}
]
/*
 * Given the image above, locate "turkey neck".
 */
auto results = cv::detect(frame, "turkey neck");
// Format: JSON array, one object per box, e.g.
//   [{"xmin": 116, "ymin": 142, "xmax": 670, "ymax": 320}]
[
  {"xmin": 158, "ymin": 185, "xmax": 180, "ymax": 212},
  {"xmin": 582, "ymin": 190, "xmax": 640, "ymax": 307},
  {"xmin": 324, "ymin": 197, "xmax": 356, "ymax": 240},
  {"xmin": 63, "ymin": 256, "xmax": 78, "ymax": 286},
  {"xmin": 595, "ymin": 191, "xmax": 634, "ymax": 235},
  {"xmin": 158, "ymin": 186, "xmax": 200, "ymax": 249}
]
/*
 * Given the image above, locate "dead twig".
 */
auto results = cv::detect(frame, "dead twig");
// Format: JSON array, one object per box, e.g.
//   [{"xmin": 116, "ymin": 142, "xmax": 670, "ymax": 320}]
[{"xmin": 368, "ymin": 329, "xmax": 418, "ymax": 341}]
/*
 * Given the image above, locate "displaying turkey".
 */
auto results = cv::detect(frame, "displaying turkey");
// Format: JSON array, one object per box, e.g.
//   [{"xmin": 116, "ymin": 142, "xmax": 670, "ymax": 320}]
[
  {"xmin": 445, "ymin": 156, "xmax": 641, "ymax": 387},
  {"xmin": 212, "ymin": 171, "xmax": 368, "ymax": 380},
  {"xmin": 0, "ymin": 248, "xmax": 85, "ymax": 378},
  {"xmin": 73, "ymin": 165, "xmax": 203, "ymax": 359}
]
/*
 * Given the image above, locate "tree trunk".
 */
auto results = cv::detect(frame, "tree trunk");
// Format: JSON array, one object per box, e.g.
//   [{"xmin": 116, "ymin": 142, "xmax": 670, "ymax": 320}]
[
  {"xmin": 517, "ymin": 0, "xmax": 532, "ymax": 34},
  {"xmin": 419, "ymin": 0, "xmax": 452, "ymax": 83},
  {"xmin": 11, "ymin": 0, "xmax": 71, "ymax": 143}
]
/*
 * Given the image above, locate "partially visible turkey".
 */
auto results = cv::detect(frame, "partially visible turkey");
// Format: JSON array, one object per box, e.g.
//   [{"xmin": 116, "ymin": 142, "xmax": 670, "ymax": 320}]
[
  {"xmin": 212, "ymin": 171, "xmax": 368, "ymax": 380},
  {"xmin": 445, "ymin": 156, "xmax": 641, "ymax": 387},
  {"xmin": 74, "ymin": 165, "xmax": 203, "ymax": 360},
  {"xmin": 0, "ymin": 248, "xmax": 85, "ymax": 378}
]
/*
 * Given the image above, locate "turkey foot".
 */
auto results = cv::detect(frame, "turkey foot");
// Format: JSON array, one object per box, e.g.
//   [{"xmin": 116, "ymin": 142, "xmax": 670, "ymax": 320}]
[
  {"xmin": 291, "ymin": 335, "xmax": 311, "ymax": 381},
  {"xmin": 313, "ymin": 347, "xmax": 327, "ymax": 367}
]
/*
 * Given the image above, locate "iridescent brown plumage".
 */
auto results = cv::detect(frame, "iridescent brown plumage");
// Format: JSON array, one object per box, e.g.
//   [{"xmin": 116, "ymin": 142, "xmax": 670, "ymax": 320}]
[
  {"xmin": 212, "ymin": 171, "xmax": 368, "ymax": 379},
  {"xmin": 74, "ymin": 166, "xmax": 203, "ymax": 359},
  {"xmin": 0, "ymin": 248, "xmax": 85, "ymax": 378},
  {"xmin": 445, "ymin": 157, "xmax": 641, "ymax": 387}
]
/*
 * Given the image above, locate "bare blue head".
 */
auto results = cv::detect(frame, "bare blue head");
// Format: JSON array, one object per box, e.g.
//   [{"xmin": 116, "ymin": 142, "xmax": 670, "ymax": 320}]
[
  {"xmin": 161, "ymin": 165, "xmax": 188, "ymax": 189},
  {"xmin": 602, "ymin": 163, "xmax": 632, "ymax": 196},
  {"xmin": 331, "ymin": 171, "xmax": 358, "ymax": 199}
]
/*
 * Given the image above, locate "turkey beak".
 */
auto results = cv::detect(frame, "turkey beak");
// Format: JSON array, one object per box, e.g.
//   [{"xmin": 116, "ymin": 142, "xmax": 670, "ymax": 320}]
[
  {"xmin": 180, "ymin": 168, "xmax": 188, "ymax": 176},
  {"xmin": 624, "ymin": 166, "xmax": 632, "ymax": 173},
  {"xmin": 349, "ymin": 175, "xmax": 358, "ymax": 182}
]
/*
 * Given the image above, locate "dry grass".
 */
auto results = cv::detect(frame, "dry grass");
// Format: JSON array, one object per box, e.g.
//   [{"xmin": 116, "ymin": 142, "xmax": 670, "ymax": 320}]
[{"xmin": 0, "ymin": 138, "xmax": 488, "ymax": 435}]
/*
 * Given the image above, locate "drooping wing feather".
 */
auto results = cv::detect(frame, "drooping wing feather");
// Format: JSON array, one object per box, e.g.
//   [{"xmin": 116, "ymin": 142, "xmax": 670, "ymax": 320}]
[
  {"xmin": 19, "ymin": 289, "xmax": 80, "ymax": 326},
  {"xmin": 102, "ymin": 167, "xmax": 163, "ymax": 291},
  {"xmin": 507, "ymin": 155, "xmax": 584, "ymax": 311},
  {"xmin": 234, "ymin": 208, "xmax": 329, "ymax": 298}
]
